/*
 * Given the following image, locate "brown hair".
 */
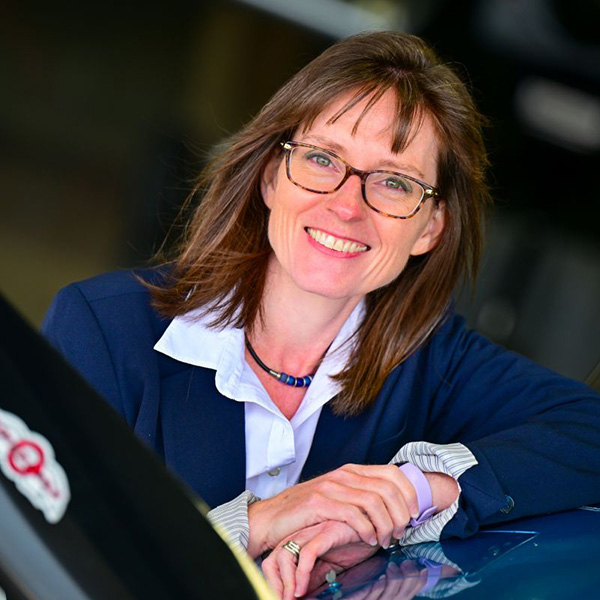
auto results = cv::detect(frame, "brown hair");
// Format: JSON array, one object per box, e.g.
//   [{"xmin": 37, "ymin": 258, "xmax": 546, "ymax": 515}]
[{"xmin": 150, "ymin": 31, "xmax": 490, "ymax": 415}]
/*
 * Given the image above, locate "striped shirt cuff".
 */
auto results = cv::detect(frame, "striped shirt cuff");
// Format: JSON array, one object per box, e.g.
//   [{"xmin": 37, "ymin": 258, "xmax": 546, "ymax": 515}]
[
  {"xmin": 206, "ymin": 490, "xmax": 260, "ymax": 552},
  {"xmin": 389, "ymin": 442, "xmax": 478, "ymax": 545}
]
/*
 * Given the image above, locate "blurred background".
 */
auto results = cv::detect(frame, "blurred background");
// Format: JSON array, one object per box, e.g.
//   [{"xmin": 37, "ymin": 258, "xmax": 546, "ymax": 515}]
[{"xmin": 1, "ymin": 0, "xmax": 599, "ymax": 383}]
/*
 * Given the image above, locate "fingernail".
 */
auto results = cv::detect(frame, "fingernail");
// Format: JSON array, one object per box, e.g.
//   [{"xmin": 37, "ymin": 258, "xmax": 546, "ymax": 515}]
[{"xmin": 370, "ymin": 537, "xmax": 378, "ymax": 546}]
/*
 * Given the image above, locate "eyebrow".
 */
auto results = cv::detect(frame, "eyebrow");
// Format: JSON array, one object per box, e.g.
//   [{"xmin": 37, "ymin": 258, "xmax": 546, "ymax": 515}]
[{"xmin": 300, "ymin": 133, "xmax": 428, "ymax": 180}]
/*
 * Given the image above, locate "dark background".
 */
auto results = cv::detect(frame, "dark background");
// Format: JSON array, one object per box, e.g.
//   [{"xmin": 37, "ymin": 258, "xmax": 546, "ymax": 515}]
[{"xmin": 1, "ymin": 0, "xmax": 599, "ymax": 382}]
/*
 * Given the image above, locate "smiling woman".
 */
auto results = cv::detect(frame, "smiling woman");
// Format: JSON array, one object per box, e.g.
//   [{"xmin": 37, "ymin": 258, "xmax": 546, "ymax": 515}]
[
  {"xmin": 261, "ymin": 92, "xmax": 444, "ymax": 309},
  {"xmin": 41, "ymin": 31, "xmax": 600, "ymax": 600}
]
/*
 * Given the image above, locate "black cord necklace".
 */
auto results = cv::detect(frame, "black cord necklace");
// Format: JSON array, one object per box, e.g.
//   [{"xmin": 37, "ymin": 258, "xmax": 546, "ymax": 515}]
[{"xmin": 245, "ymin": 337, "xmax": 314, "ymax": 388}]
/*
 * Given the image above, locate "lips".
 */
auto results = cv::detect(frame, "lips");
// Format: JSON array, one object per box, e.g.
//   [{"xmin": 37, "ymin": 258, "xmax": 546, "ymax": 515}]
[{"xmin": 306, "ymin": 227, "xmax": 369, "ymax": 253}]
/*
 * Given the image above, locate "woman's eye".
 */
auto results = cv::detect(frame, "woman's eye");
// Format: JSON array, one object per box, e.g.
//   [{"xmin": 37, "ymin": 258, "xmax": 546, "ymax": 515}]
[
  {"xmin": 307, "ymin": 153, "xmax": 333, "ymax": 168},
  {"xmin": 383, "ymin": 177, "xmax": 410, "ymax": 192}
]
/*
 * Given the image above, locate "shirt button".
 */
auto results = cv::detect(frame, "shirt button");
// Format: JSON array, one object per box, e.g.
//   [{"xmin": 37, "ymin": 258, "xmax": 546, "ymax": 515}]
[{"xmin": 267, "ymin": 468, "xmax": 281, "ymax": 477}]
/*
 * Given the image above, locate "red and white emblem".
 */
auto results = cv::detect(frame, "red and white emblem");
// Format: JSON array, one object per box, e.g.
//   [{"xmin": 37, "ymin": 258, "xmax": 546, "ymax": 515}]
[{"xmin": 0, "ymin": 408, "xmax": 70, "ymax": 523}]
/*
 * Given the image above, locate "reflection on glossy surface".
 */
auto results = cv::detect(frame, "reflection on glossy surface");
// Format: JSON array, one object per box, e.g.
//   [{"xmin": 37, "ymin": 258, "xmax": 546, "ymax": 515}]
[
  {"xmin": 308, "ymin": 549, "xmax": 462, "ymax": 599},
  {"xmin": 303, "ymin": 507, "xmax": 600, "ymax": 599}
]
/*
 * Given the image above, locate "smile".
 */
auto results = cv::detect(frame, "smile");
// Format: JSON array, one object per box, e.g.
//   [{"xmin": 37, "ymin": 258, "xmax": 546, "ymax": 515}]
[{"xmin": 306, "ymin": 228, "xmax": 369, "ymax": 253}]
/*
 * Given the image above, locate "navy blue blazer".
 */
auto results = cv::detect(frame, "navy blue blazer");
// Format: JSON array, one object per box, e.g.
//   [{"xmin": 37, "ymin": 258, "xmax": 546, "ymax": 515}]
[{"xmin": 42, "ymin": 270, "xmax": 600, "ymax": 539}]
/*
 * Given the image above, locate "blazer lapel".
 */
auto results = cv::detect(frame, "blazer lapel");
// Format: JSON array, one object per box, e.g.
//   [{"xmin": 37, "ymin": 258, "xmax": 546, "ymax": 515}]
[{"xmin": 159, "ymin": 365, "xmax": 246, "ymax": 508}]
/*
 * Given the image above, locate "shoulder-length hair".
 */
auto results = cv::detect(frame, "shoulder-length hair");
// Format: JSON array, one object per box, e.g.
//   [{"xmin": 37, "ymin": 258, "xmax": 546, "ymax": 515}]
[{"xmin": 150, "ymin": 31, "xmax": 490, "ymax": 416}]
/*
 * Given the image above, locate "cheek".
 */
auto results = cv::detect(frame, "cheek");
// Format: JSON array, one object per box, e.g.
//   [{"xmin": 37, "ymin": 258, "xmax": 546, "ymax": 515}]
[
  {"xmin": 367, "ymin": 224, "xmax": 427, "ymax": 284},
  {"xmin": 266, "ymin": 195, "xmax": 301, "ymax": 255},
  {"xmin": 358, "ymin": 244, "xmax": 408, "ymax": 291}
]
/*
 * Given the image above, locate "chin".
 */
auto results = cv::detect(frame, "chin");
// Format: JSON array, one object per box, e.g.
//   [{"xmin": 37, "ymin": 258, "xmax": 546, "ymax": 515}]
[{"xmin": 293, "ymin": 275, "xmax": 364, "ymax": 301}]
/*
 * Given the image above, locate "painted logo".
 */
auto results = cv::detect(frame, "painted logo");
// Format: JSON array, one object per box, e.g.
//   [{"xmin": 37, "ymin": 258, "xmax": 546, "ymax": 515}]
[{"xmin": 0, "ymin": 408, "xmax": 70, "ymax": 523}]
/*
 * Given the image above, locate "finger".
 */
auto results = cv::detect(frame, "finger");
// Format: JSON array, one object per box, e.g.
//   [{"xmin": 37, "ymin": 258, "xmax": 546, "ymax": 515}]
[
  {"xmin": 349, "ymin": 486, "xmax": 403, "ymax": 546},
  {"xmin": 342, "ymin": 584, "xmax": 374, "ymax": 600},
  {"xmin": 369, "ymin": 576, "xmax": 388, "ymax": 600},
  {"xmin": 308, "ymin": 494, "xmax": 379, "ymax": 546},
  {"xmin": 261, "ymin": 490, "xmax": 379, "ymax": 550},
  {"xmin": 261, "ymin": 553, "xmax": 284, "ymax": 598},
  {"xmin": 384, "ymin": 562, "xmax": 410, "ymax": 597},
  {"xmin": 277, "ymin": 547, "xmax": 300, "ymax": 600},
  {"xmin": 396, "ymin": 572, "xmax": 426, "ymax": 600},
  {"xmin": 340, "ymin": 464, "xmax": 420, "ymax": 526},
  {"xmin": 268, "ymin": 524, "xmax": 339, "ymax": 598},
  {"xmin": 309, "ymin": 481, "xmax": 394, "ymax": 546},
  {"xmin": 316, "ymin": 475, "xmax": 408, "ymax": 544},
  {"xmin": 394, "ymin": 561, "xmax": 427, "ymax": 600},
  {"xmin": 341, "ymin": 464, "xmax": 420, "ymax": 516},
  {"xmin": 326, "ymin": 487, "xmax": 394, "ymax": 547},
  {"xmin": 294, "ymin": 535, "xmax": 345, "ymax": 597},
  {"xmin": 294, "ymin": 555, "xmax": 318, "ymax": 597}
]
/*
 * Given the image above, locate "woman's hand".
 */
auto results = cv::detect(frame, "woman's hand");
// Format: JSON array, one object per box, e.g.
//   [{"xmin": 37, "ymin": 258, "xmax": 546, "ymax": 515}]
[
  {"xmin": 259, "ymin": 467, "xmax": 460, "ymax": 598},
  {"xmin": 265, "ymin": 527, "xmax": 462, "ymax": 600},
  {"xmin": 247, "ymin": 464, "xmax": 421, "ymax": 558},
  {"xmin": 262, "ymin": 520, "xmax": 378, "ymax": 599}
]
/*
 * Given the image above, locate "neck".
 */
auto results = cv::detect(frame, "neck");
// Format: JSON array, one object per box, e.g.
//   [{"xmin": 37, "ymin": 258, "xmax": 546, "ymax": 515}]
[{"xmin": 248, "ymin": 259, "xmax": 363, "ymax": 377}]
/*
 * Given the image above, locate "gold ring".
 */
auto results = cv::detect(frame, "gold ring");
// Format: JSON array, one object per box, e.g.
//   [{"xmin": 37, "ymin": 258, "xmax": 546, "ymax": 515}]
[{"xmin": 282, "ymin": 540, "xmax": 301, "ymax": 561}]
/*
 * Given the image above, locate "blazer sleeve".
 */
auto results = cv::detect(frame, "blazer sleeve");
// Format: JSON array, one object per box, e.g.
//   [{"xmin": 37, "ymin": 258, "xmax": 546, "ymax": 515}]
[
  {"xmin": 425, "ymin": 314, "xmax": 600, "ymax": 539},
  {"xmin": 42, "ymin": 283, "xmax": 127, "ymax": 420}
]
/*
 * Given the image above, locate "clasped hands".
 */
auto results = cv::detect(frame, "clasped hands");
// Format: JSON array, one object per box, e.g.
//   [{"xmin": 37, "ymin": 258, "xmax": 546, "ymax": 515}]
[{"xmin": 247, "ymin": 463, "xmax": 458, "ymax": 599}]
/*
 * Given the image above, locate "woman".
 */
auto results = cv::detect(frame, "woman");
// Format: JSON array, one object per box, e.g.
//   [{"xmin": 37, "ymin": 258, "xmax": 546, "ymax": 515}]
[{"xmin": 42, "ymin": 31, "xmax": 600, "ymax": 598}]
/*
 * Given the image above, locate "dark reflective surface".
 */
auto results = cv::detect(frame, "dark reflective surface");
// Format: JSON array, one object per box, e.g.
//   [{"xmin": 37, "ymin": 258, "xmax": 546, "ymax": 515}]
[
  {"xmin": 0, "ymin": 294, "xmax": 264, "ymax": 600},
  {"xmin": 307, "ymin": 507, "xmax": 600, "ymax": 599}
]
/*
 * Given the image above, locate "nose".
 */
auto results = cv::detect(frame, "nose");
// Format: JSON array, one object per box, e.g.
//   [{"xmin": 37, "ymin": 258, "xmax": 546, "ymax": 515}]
[{"xmin": 324, "ymin": 173, "xmax": 367, "ymax": 221}]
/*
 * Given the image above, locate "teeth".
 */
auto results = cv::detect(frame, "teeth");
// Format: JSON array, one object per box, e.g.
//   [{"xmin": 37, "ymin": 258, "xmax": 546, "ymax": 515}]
[{"xmin": 307, "ymin": 228, "xmax": 368, "ymax": 253}]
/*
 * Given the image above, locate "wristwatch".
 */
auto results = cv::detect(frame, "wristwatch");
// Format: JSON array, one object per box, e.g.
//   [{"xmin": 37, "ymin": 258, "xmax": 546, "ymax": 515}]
[{"xmin": 397, "ymin": 462, "xmax": 438, "ymax": 527}]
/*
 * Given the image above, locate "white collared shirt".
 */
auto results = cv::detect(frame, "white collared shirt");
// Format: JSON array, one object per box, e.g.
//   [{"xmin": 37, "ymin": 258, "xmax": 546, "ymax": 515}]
[{"xmin": 154, "ymin": 301, "xmax": 365, "ymax": 499}]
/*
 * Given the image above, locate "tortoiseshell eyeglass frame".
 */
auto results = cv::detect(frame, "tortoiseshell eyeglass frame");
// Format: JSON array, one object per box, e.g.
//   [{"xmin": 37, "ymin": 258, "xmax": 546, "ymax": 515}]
[{"xmin": 280, "ymin": 141, "xmax": 441, "ymax": 220}]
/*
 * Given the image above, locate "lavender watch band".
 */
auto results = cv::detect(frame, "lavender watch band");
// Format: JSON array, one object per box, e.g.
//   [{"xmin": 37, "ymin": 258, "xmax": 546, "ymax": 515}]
[{"xmin": 398, "ymin": 462, "xmax": 437, "ymax": 527}]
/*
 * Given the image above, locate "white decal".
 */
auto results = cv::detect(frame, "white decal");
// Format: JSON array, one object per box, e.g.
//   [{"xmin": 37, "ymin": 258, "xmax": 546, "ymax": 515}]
[
  {"xmin": 0, "ymin": 584, "xmax": 5, "ymax": 600},
  {"xmin": 0, "ymin": 409, "xmax": 70, "ymax": 523}
]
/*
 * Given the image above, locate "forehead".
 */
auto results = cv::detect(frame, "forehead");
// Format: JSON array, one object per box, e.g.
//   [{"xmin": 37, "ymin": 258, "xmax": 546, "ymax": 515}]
[
  {"xmin": 298, "ymin": 89, "xmax": 439, "ymax": 178},
  {"xmin": 299, "ymin": 88, "xmax": 438, "ymax": 156}
]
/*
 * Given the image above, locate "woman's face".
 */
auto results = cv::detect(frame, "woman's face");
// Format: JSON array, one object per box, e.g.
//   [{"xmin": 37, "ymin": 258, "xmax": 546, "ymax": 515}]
[{"xmin": 261, "ymin": 89, "xmax": 445, "ymax": 304}]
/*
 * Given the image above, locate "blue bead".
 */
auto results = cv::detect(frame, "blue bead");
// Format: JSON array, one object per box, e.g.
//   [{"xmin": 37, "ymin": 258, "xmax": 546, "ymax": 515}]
[{"xmin": 275, "ymin": 372, "xmax": 313, "ymax": 387}]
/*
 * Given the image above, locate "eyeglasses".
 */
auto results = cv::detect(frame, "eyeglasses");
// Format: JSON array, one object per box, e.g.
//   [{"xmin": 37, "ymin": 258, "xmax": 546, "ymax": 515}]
[{"xmin": 280, "ymin": 141, "xmax": 440, "ymax": 219}]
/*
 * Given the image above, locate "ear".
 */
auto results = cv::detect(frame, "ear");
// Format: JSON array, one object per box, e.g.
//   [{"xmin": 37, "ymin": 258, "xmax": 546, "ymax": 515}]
[
  {"xmin": 409, "ymin": 201, "xmax": 446, "ymax": 256},
  {"xmin": 260, "ymin": 154, "xmax": 281, "ymax": 210}
]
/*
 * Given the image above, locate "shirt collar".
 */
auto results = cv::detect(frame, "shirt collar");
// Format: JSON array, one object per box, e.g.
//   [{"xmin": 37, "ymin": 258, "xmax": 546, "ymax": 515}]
[{"xmin": 154, "ymin": 300, "xmax": 366, "ymax": 421}]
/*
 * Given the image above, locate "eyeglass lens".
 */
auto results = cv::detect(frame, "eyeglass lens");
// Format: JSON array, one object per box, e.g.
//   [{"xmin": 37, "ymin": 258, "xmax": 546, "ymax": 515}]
[{"xmin": 288, "ymin": 144, "xmax": 424, "ymax": 218}]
